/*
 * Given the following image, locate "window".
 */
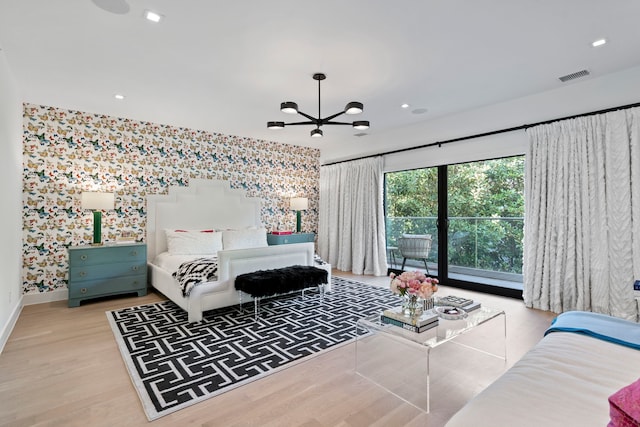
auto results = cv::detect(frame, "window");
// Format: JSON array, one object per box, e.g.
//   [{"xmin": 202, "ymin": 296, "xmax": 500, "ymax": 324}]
[{"xmin": 385, "ymin": 155, "xmax": 524, "ymax": 294}]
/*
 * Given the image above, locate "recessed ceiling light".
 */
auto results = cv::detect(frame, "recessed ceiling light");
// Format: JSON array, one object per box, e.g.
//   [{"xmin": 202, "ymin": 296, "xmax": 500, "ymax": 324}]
[
  {"xmin": 144, "ymin": 10, "xmax": 163, "ymax": 23},
  {"xmin": 401, "ymin": 103, "xmax": 410, "ymax": 109},
  {"xmin": 592, "ymin": 38, "xmax": 607, "ymax": 47},
  {"xmin": 114, "ymin": 94, "xmax": 125, "ymax": 100}
]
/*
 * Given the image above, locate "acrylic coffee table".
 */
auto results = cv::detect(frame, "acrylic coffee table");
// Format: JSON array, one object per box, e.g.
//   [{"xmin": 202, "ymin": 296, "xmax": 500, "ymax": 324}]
[{"xmin": 354, "ymin": 305, "xmax": 506, "ymax": 413}]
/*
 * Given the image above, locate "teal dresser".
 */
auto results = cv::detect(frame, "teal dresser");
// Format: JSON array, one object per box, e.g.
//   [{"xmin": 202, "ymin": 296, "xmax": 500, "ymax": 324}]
[
  {"xmin": 267, "ymin": 233, "xmax": 315, "ymax": 245},
  {"xmin": 67, "ymin": 243, "xmax": 147, "ymax": 307}
]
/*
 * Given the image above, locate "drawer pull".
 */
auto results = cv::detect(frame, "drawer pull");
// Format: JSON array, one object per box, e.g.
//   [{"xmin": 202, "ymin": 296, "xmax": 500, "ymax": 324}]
[
  {"xmin": 131, "ymin": 266, "xmax": 139, "ymax": 271},
  {"xmin": 79, "ymin": 271, "xmax": 87, "ymax": 277},
  {"xmin": 131, "ymin": 251, "xmax": 138, "ymax": 256},
  {"xmin": 80, "ymin": 288, "xmax": 87, "ymax": 294},
  {"xmin": 80, "ymin": 255, "xmax": 88, "ymax": 261}
]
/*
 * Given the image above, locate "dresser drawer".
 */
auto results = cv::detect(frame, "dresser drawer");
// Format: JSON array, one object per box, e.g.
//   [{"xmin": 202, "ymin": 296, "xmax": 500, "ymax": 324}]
[
  {"xmin": 68, "ymin": 275, "xmax": 147, "ymax": 299},
  {"xmin": 69, "ymin": 245, "xmax": 146, "ymax": 267},
  {"xmin": 69, "ymin": 260, "xmax": 146, "ymax": 282}
]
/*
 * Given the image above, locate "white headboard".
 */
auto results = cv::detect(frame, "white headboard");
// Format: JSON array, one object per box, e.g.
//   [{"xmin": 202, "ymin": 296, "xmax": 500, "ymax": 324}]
[{"xmin": 146, "ymin": 179, "xmax": 263, "ymax": 262}]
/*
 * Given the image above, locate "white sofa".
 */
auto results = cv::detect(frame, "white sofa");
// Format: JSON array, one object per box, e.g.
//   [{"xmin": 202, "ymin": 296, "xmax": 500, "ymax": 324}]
[{"xmin": 445, "ymin": 311, "xmax": 640, "ymax": 427}]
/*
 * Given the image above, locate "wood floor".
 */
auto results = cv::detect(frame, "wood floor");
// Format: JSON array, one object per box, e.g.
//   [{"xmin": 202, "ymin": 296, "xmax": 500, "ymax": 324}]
[{"xmin": 0, "ymin": 271, "xmax": 556, "ymax": 427}]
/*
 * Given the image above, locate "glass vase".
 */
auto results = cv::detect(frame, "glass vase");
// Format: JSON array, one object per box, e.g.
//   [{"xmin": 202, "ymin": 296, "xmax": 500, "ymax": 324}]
[{"xmin": 402, "ymin": 294, "xmax": 423, "ymax": 319}]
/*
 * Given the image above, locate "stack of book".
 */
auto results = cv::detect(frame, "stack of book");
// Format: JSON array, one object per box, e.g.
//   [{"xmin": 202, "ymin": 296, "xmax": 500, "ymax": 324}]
[
  {"xmin": 437, "ymin": 295, "xmax": 481, "ymax": 312},
  {"xmin": 381, "ymin": 307, "xmax": 439, "ymax": 333}
]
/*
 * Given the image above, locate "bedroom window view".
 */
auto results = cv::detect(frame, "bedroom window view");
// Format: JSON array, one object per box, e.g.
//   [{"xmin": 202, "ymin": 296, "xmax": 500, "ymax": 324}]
[{"xmin": 385, "ymin": 156, "xmax": 525, "ymax": 290}]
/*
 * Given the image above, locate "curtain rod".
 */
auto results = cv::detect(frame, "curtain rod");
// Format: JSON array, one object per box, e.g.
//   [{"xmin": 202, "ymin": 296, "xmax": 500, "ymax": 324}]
[{"xmin": 322, "ymin": 100, "xmax": 640, "ymax": 166}]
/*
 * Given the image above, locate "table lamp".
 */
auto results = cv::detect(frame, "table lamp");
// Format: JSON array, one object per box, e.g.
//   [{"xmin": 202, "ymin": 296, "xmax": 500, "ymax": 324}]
[
  {"xmin": 82, "ymin": 191, "xmax": 115, "ymax": 245},
  {"xmin": 290, "ymin": 197, "xmax": 308, "ymax": 233}
]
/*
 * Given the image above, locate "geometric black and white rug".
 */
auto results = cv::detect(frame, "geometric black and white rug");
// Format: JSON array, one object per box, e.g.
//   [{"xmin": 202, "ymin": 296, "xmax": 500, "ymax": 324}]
[{"xmin": 106, "ymin": 276, "xmax": 400, "ymax": 420}]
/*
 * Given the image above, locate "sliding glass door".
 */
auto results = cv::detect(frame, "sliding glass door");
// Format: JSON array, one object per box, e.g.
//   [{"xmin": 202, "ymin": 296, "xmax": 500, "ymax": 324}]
[
  {"xmin": 446, "ymin": 157, "xmax": 524, "ymax": 291},
  {"xmin": 385, "ymin": 167, "xmax": 439, "ymax": 274},
  {"xmin": 384, "ymin": 155, "xmax": 524, "ymax": 296}
]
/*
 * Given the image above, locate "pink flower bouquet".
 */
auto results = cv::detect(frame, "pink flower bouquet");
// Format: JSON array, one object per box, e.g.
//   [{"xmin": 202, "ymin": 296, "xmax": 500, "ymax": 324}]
[{"xmin": 390, "ymin": 270, "xmax": 439, "ymax": 299}]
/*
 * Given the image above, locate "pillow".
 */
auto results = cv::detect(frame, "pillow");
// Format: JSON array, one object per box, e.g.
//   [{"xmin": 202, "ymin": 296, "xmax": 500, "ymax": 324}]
[
  {"xmin": 165, "ymin": 229, "xmax": 223, "ymax": 255},
  {"xmin": 608, "ymin": 378, "xmax": 640, "ymax": 427},
  {"xmin": 222, "ymin": 227, "xmax": 268, "ymax": 250}
]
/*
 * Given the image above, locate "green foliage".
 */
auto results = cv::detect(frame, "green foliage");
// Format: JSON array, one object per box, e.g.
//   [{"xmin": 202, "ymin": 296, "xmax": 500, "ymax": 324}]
[{"xmin": 385, "ymin": 156, "xmax": 524, "ymax": 274}]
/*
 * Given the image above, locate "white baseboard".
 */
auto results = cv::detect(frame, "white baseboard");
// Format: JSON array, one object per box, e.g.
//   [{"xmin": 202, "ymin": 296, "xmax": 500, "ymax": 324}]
[
  {"xmin": 0, "ymin": 296, "xmax": 23, "ymax": 354},
  {"xmin": 1, "ymin": 289, "xmax": 68, "ymax": 354},
  {"xmin": 22, "ymin": 288, "xmax": 68, "ymax": 306}
]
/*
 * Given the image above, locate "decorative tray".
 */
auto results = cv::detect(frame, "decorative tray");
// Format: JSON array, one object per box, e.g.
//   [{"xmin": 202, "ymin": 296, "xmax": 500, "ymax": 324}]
[{"xmin": 435, "ymin": 305, "xmax": 468, "ymax": 320}]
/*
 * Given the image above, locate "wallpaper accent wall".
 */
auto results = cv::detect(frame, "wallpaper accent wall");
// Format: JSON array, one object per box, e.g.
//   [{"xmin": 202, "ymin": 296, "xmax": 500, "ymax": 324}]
[{"xmin": 22, "ymin": 103, "xmax": 320, "ymax": 295}]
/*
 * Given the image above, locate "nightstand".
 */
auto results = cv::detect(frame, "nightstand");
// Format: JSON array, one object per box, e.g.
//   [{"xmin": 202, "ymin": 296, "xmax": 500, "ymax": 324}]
[
  {"xmin": 267, "ymin": 232, "xmax": 315, "ymax": 245},
  {"xmin": 67, "ymin": 243, "xmax": 147, "ymax": 307}
]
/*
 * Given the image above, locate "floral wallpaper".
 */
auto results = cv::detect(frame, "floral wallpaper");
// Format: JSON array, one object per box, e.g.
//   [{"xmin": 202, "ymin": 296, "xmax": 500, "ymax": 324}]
[{"xmin": 22, "ymin": 103, "xmax": 320, "ymax": 295}]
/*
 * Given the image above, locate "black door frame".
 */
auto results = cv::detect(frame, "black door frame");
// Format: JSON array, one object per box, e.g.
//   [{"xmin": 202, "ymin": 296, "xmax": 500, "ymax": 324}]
[{"xmin": 437, "ymin": 164, "xmax": 522, "ymax": 299}]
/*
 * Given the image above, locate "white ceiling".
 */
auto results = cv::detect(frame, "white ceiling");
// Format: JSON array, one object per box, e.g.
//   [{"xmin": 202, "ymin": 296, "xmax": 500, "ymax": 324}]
[{"xmin": 1, "ymin": 0, "xmax": 640, "ymax": 163}]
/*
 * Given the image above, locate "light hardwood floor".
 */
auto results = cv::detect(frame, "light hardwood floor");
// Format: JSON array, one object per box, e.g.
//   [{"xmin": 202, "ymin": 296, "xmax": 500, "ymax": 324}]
[{"xmin": 0, "ymin": 271, "xmax": 556, "ymax": 427}]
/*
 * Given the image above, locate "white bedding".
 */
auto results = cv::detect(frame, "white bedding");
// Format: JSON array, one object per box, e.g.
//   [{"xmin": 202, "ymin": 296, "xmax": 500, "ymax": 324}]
[{"xmin": 445, "ymin": 331, "xmax": 640, "ymax": 426}]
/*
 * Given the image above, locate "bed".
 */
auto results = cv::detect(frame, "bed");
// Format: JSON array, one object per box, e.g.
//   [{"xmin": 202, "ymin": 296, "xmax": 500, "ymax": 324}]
[
  {"xmin": 445, "ymin": 311, "xmax": 640, "ymax": 427},
  {"xmin": 146, "ymin": 179, "xmax": 323, "ymax": 323}
]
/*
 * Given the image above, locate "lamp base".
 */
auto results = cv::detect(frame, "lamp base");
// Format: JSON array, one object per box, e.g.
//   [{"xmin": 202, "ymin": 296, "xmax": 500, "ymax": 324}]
[
  {"xmin": 92, "ymin": 210, "xmax": 103, "ymax": 245},
  {"xmin": 296, "ymin": 210, "xmax": 302, "ymax": 233}
]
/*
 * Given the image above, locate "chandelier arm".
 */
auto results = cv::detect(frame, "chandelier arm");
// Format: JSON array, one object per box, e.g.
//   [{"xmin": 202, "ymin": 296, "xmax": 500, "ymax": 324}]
[
  {"xmin": 323, "ymin": 121, "xmax": 352, "ymax": 125},
  {"xmin": 321, "ymin": 111, "xmax": 347, "ymax": 123},
  {"xmin": 284, "ymin": 121, "xmax": 318, "ymax": 126},
  {"xmin": 295, "ymin": 110, "xmax": 320, "ymax": 123}
]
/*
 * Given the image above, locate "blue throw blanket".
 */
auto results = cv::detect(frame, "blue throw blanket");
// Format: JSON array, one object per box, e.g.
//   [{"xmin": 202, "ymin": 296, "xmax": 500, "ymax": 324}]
[{"xmin": 545, "ymin": 311, "xmax": 640, "ymax": 350}]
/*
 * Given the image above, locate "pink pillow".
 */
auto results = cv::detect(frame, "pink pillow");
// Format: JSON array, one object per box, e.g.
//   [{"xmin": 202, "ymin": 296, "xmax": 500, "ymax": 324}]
[{"xmin": 608, "ymin": 378, "xmax": 640, "ymax": 427}]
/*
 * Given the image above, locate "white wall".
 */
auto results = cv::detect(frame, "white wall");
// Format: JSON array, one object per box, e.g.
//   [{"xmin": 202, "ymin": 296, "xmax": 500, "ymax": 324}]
[
  {"xmin": 322, "ymin": 65, "xmax": 640, "ymax": 166},
  {"xmin": 0, "ymin": 50, "xmax": 23, "ymax": 352},
  {"xmin": 383, "ymin": 130, "xmax": 527, "ymax": 173}
]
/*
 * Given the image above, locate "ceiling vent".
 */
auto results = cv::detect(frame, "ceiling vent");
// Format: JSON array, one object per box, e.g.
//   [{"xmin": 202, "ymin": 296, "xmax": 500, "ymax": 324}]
[{"xmin": 559, "ymin": 69, "xmax": 590, "ymax": 82}]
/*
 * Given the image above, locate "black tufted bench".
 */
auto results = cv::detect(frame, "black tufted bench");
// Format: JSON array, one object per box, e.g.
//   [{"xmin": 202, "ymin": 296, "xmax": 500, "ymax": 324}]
[{"xmin": 234, "ymin": 265, "xmax": 328, "ymax": 319}]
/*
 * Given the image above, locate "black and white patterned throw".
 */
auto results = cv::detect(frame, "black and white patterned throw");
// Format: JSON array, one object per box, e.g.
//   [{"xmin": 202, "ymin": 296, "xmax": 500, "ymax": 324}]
[
  {"xmin": 106, "ymin": 277, "xmax": 400, "ymax": 420},
  {"xmin": 172, "ymin": 257, "xmax": 218, "ymax": 296}
]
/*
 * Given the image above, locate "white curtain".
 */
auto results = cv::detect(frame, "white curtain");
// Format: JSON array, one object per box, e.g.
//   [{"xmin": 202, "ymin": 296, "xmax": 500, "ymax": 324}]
[
  {"xmin": 318, "ymin": 157, "xmax": 387, "ymax": 276},
  {"xmin": 524, "ymin": 107, "xmax": 640, "ymax": 320}
]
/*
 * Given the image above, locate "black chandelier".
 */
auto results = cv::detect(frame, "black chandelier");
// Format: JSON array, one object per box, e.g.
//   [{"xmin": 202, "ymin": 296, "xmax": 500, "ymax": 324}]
[{"xmin": 267, "ymin": 73, "xmax": 370, "ymax": 138}]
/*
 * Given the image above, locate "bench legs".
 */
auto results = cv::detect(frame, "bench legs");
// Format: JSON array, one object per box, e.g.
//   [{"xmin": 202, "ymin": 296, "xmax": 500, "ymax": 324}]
[
  {"xmin": 238, "ymin": 284, "xmax": 327, "ymax": 321},
  {"xmin": 237, "ymin": 290, "xmax": 261, "ymax": 321},
  {"xmin": 302, "ymin": 283, "xmax": 326, "ymax": 301}
]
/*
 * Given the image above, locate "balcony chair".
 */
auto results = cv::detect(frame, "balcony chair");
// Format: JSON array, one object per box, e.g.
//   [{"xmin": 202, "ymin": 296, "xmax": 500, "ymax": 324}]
[{"xmin": 397, "ymin": 234, "xmax": 432, "ymax": 273}]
